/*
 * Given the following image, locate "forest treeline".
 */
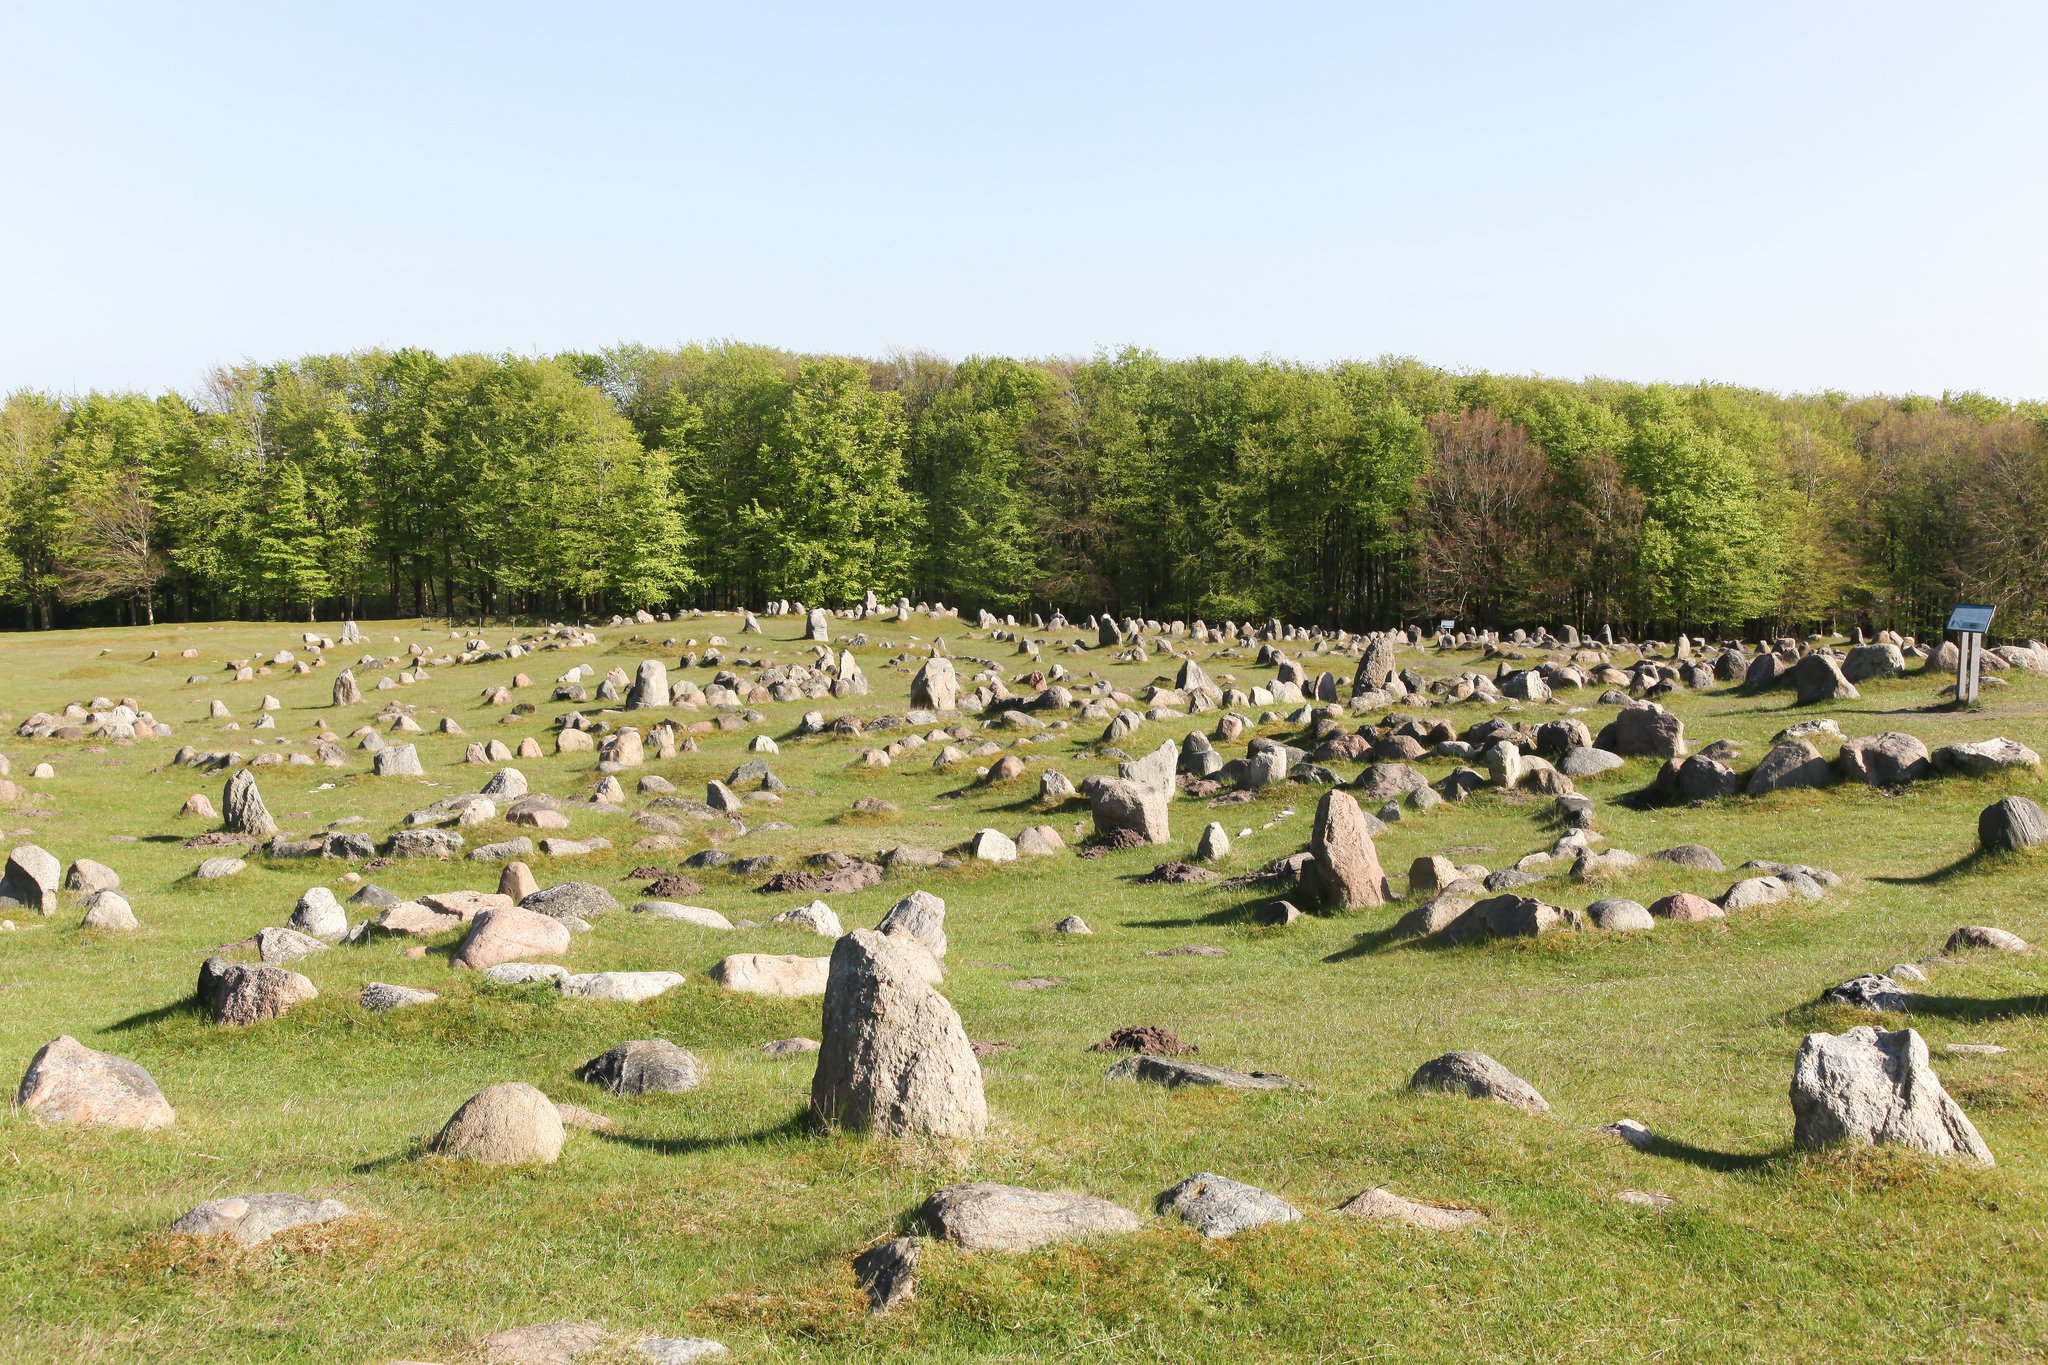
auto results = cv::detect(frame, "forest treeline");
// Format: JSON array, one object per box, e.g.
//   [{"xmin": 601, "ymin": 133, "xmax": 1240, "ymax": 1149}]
[{"xmin": 3, "ymin": 344, "xmax": 2045, "ymax": 639}]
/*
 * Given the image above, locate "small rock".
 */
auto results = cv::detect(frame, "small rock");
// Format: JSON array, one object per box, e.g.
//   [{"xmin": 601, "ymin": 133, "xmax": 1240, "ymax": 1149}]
[
  {"xmin": 1409, "ymin": 1051, "xmax": 1548, "ymax": 1115},
  {"xmin": 1335, "ymin": 1187, "xmax": 1485, "ymax": 1230},
  {"xmin": 918, "ymin": 1182, "xmax": 1141, "ymax": 1252},
  {"xmin": 171, "ymin": 1193, "xmax": 350, "ymax": 1246},
  {"xmin": 361, "ymin": 982, "xmax": 438, "ymax": 1013},
  {"xmin": 1157, "ymin": 1172, "xmax": 1300, "ymax": 1238}
]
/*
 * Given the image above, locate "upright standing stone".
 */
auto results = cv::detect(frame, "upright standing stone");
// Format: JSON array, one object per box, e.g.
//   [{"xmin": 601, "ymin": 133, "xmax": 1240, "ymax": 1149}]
[
  {"xmin": 1309, "ymin": 790, "xmax": 1388, "ymax": 909},
  {"xmin": 807, "ymin": 607, "xmax": 830, "ymax": 642},
  {"xmin": 910, "ymin": 655, "xmax": 958, "ymax": 711},
  {"xmin": 1353, "ymin": 635, "xmax": 1397, "ymax": 696},
  {"xmin": 1083, "ymin": 742, "xmax": 1175, "ymax": 845},
  {"xmin": 626, "ymin": 659, "xmax": 671, "ymax": 709},
  {"xmin": 810, "ymin": 930, "xmax": 986, "ymax": 1138},
  {"xmin": 222, "ymin": 769, "xmax": 278, "ymax": 839},
  {"xmin": 332, "ymin": 670, "xmax": 362, "ymax": 706}
]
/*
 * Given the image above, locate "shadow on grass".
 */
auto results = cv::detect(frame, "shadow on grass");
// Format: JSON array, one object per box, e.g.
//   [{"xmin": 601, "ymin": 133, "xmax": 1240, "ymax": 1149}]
[
  {"xmin": 1322, "ymin": 924, "xmax": 1415, "ymax": 962},
  {"xmin": 106, "ymin": 996, "xmax": 205, "ymax": 1032},
  {"xmin": 1643, "ymin": 1133, "xmax": 1786, "ymax": 1174},
  {"xmin": 1908, "ymin": 993, "xmax": 2048, "ymax": 1024},
  {"xmin": 596, "ymin": 1108, "xmax": 810, "ymax": 1157},
  {"xmin": 350, "ymin": 1143, "xmax": 426, "ymax": 1175},
  {"xmin": 1870, "ymin": 849, "xmax": 1987, "ymax": 886},
  {"xmin": 1126, "ymin": 891, "xmax": 1279, "ymax": 930}
]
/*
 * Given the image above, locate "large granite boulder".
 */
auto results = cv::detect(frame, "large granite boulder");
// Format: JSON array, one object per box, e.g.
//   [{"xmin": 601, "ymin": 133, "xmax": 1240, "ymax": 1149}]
[
  {"xmin": 1790, "ymin": 1026, "xmax": 1991, "ymax": 1164},
  {"xmin": 1308, "ymin": 789, "xmax": 1388, "ymax": 910},
  {"xmin": 810, "ymin": 930, "xmax": 985, "ymax": 1138},
  {"xmin": 14, "ymin": 1035, "xmax": 174, "ymax": 1130}
]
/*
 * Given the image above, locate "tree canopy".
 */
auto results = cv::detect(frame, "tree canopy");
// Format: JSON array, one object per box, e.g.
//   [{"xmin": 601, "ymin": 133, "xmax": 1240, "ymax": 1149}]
[{"xmin": 4, "ymin": 345, "xmax": 2045, "ymax": 639}]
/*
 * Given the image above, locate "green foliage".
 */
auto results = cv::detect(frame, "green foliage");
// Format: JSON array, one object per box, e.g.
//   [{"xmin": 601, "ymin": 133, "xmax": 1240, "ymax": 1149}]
[
  {"xmin": 5, "ymin": 348, "xmax": 2047, "ymax": 638},
  {"xmin": 743, "ymin": 357, "xmax": 916, "ymax": 604}
]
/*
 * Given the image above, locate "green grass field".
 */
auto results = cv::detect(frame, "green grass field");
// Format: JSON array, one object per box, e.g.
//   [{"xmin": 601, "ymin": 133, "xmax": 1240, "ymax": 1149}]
[{"xmin": 3, "ymin": 615, "xmax": 2045, "ymax": 1364}]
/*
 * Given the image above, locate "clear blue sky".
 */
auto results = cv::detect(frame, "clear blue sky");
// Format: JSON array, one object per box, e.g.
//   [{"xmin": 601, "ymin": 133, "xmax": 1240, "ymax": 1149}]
[{"xmin": 5, "ymin": 2, "xmax": 2044, "ymax": 399}]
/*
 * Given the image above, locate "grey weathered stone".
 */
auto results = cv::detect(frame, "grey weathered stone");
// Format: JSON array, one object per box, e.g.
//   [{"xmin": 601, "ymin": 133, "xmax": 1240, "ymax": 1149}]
[
  {"xmin": 1104, "ymin": 1055, "xmax": 1293, "ymax": 1090},
  {"xmin": 1822, "ymin": 974, "xmax": 1911, "ymax": 1012},
  {"xmin": 222, "ymin": 769, "xmax": 278, "ymax": 839},
  {"xmin": 810, "ymin": 930, "xmax": 985, "ymax": 1138},
  {"xmin": 78, "ymin": 890, "xmax": 138, "ymax": 931},
  {"xmin": 1587, "ymin": 898, "xmax": 1653, "ymax": 932},
  {"xmin": 853, "ymin": 1236, "xmax": 919, "ymax": 1314},
  {"xmin": 1558, "ymin": 747, "xmax": 1624, "ymax": 779},
  {"xmin": 1979, "ymin": 795, "xmax": 2048, "ymax": 852},
  {"xmin": 559, "ymin": 971, "xmax": 685, "ymax": 1002},
  {"xmin": 1788, "ymin": 652, "xmax": 1859, "ymax": 704},
  {"xmin": 171, "ymin": 1193, "xmax": 350, "ymax": 1245},
  {"xmin": 64, "ymin": 858, "xmax": 121, "ymax": 895},
  {"xmin": 360, "ymin": 982, "xmax": 437, "ymax": 1013},
  {"xmin": 1409, "ymin": 1051, "xmax": 1549, "ymax": 1115},
  {"xmin": 876, "ymin": 889, "xmax": 947, "ymax": 961},
  {"xmin": 372, "ymin": 742, "xmax": 424, "ymax": 777},
  {"xmin": 1842, "ymin": 642, "xmax": 1906, "ymax": 682},
  {"xmin": 288, "ymin": 886, "xmax": 349, "ymax": 941},
  {"xmin": 578, "ymin": 1039, "xmax": 706, "ymax": 1094},
  {"xmin": 1747, "ymin": 739, "xmax": 1838, "ymax": 796},
  {"xmin": 522, "ymin": 881, "xmax": 621, "ymax": 920},
  {"xmin": 910, "ymin": 656, "xmax": 959, "ymax": 711},
  {"xmin": 197, "ymin": 957, "xmax": 317, "ymax": 1025},
  {"xmin": 632, "ymin": 901, "xmax": 734, "ymax": 930},
  {"xmin": 918, "ymin": 1182, "xmax": 1140, "ymax": 1252},
  {"xmin": 1933, "ymin": 737, "xmax": 2041, "ymax": 778},
  {"xmin": 0, "ymin": 844, "xmax": 60, "ymax": 915},
  {"xmin": 626, "ymin": 659, "xmax": 671, "ymax": 709},
  {"xmin": 1157, "ymin": 1172, "xmax": 1300, "ymax": 1238},
  {"xmin": 1945, "ymin": 925, "xmax": 2029, "ymax": 954},
  {"xmin": 1838, "ymin": 731, "xmax": 1931, "ymax": 786},
  {"xmin": 1595, "ymin": 704, "xmax": 1687, "ymax": 759},
  {"xmin": 1082, "ymin": 743, "xmax": 1175, "ymax": 845},
  {"xmin": 1790, "ymin": 1026, "xmax": 1991, "ymax": 1164}
]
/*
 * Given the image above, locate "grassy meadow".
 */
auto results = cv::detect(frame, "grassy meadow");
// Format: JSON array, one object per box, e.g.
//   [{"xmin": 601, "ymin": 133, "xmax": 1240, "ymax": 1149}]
[{"xmin": 2, "ymin": 614, "xmax": 2046, "ymax": 1364}]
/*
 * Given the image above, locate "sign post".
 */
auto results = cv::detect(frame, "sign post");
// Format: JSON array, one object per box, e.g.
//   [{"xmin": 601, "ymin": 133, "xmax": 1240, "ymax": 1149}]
[{"xmin": 1946, "ymin": 604, "xmax": 1996, "ymax": 704}]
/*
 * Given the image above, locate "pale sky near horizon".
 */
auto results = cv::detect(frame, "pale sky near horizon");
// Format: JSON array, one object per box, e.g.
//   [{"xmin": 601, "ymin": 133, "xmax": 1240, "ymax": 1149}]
[{"xmin": 5, "ymin": 2, "xmax": 2045, "ymax": 401}]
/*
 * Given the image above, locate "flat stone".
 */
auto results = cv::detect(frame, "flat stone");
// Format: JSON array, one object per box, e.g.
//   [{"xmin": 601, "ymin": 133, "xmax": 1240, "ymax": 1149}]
[
  {"xmin": 1157, "ymin": 1171, "xmax": 1300, "ymax": 1238},
  {"xmin": 360, "ymin": 982, "xmax": 438, "ymax": 1013},
  {"xmin": 632, "ymin": 901, "xmax": 733, "ymax": 929},
  {"xmin": 483, "ymin": 961, "xmax": 568, "ymax": 985},
  {"xmin": 171, "ymin": 1193, "xmax": 350, "ymax": 1246},
  {"xmin": 918, "ymin": 1182, "xmax": 1142, "ymax": 1252},
  {"xmin": 558, "ymin": 971, "xmax": 685, "ymax": 1002},
  {"xmin": 1104, "ymin": 1055, "xmax": 1293, "ymax": 1090},
  {"xmin": 1336, "ymin": 1186, "xmax": 1486, "ymax": 1230},
  {"xmin": 635, "ymin": 1339, "xmax": 729, "ymax": 1365},
  {"xmin": 709, "ymin": 953, "xmax": 830, "ymax": 996},
  {"xmin": 478, "ymin": 1321, "xmax": 609, "ymax": 1363}
]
